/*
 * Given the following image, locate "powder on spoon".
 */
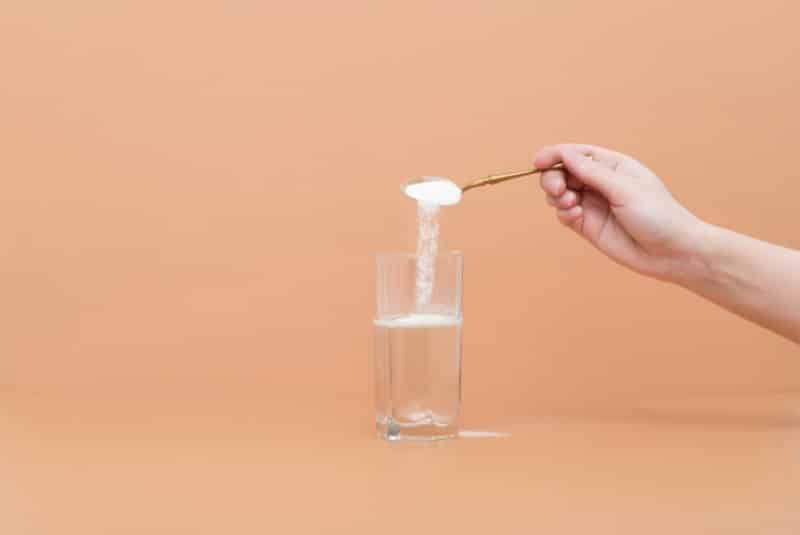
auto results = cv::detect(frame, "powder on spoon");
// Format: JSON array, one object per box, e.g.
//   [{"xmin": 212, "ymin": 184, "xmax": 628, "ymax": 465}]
[{"xmin": 403, "ymin": 177, "xmax": 462, "ymax": 206}]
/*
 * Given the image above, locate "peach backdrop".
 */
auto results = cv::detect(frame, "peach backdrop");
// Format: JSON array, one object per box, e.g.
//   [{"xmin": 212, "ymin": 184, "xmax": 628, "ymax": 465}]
[
  {"xmin": 5, "ymin": 3, "xmax": 800, "ymax": 534},
  {"xmin": 3, "ymin": 0, "xmax": 799, "ymax": 408}
]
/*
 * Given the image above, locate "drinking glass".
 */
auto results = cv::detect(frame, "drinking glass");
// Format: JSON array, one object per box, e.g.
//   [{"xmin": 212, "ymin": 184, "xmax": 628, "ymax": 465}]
[{"xmin": 373, "ymin": 251, "xmax": 463, "ymax": 441}]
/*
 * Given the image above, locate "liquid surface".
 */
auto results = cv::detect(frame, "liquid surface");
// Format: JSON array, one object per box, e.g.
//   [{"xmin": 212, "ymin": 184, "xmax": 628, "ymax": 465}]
[{"xmin": 374, "ymin": 314, "xmax": 463, "ymax": 328}]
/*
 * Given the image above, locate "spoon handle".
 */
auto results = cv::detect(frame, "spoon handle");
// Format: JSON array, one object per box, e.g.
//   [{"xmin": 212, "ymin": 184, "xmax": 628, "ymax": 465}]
[{"xmin": 461, "ymin": 162, "xmax": 565, "ymax": 193}]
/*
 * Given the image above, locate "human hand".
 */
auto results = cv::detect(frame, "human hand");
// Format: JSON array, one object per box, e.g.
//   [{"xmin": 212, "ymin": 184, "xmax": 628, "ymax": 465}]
[{"xmin": 535, "ymin": 144, "xmax": 706, "ymax": 283}]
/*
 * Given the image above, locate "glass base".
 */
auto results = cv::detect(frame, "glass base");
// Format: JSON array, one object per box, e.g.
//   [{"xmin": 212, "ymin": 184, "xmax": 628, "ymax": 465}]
[{"xmin": 376, "ymin": 417, "xmax": 458, "ymax": 441}]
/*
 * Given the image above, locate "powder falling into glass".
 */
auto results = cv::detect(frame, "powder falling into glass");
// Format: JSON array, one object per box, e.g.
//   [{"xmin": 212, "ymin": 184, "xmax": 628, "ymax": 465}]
[
  {"xmin": 414, "ymin": 201, "xmax": 440, "ymax": 307},
  {"xmin": 402, "ymin": 177, "xmax": 462, "ymax": 310}
]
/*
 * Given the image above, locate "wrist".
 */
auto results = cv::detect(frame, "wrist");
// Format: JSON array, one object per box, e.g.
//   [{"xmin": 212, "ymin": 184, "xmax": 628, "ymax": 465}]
[{"xmin": 670, "ymin": 219, "xmax": 721, "ymax": 290}]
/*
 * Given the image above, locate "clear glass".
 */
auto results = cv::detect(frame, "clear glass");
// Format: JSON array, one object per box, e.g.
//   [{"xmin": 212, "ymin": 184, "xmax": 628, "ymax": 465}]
[{"xmin": 373, "ymin": 251, "xmax": 463, "ymax": 441}]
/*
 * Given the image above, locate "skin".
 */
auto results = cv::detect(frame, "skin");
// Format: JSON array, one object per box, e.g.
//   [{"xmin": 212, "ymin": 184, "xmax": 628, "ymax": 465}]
[{"xmin": 535, "ymin": 143, "xmax": 800, "ymax": 344}]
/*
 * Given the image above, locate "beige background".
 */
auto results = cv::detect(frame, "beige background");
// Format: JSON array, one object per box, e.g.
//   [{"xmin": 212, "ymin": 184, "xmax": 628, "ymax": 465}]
[{"xmin": 2, "ymin": 1, "xmax": 800, "ymax": 533}]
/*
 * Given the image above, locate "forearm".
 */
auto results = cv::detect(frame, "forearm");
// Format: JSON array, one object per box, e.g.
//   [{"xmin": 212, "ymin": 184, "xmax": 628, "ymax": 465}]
[{"xmin": 679, "ymin": 223, "xmax": 800, "ymax": 343}]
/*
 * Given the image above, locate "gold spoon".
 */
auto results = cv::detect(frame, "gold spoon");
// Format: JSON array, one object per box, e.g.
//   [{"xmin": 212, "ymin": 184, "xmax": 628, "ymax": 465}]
[
  {"xmin": 402, "ymin": 162, "xmax": 573, "ymax": 204},
  {"xmin": 460, "ymin": 162, "xmax": 565, "ymax": 193},
  {"xmin": 400, "ymin": 161, "xmax": 580, "ymax": 206}
]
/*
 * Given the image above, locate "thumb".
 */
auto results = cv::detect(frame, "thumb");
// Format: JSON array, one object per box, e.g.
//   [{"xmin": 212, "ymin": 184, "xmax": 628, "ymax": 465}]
[{"xmin": 560, "ymin": 149, "xmax": 629, "ymax": 205}]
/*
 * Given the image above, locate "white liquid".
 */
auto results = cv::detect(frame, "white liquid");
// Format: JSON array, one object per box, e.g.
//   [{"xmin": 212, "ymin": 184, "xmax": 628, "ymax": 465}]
[{"xmin": 373, "ymin": 314, "xmax": 462, "ymax": 440}]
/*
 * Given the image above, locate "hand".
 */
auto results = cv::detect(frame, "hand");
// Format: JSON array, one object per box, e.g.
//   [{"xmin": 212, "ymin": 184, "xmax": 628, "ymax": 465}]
[{"xmin": 535, "ymin": 143, "xmax": 706, "ymax": 283}]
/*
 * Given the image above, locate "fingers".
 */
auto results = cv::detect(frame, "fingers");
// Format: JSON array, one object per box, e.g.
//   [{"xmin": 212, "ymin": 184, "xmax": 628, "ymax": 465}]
[
  {"xmin": 561, "ymin": 149, "xmax": 616, "ymax": 187},
  {"xmin": 540, "ymin": 168, "xmax": 567, "ymax": 196},
  {"xmin": 541, "ymin": 166, "xmax": 581, "ymax": 218},
  {"xmin": 534, "ymin": 143, "xmax": 625, "ymax": 170},
  {"xmin": 556, "ymin": 205, "xmax": 583, "ymax": 231},
  {"xmin": 540, "ymin": 167, "xmax": 584, "ymax": 195},
  {"xmin": 534, "ymin": 143, "xmax": 631, "ymax": 204},
  {"xmin": 543, "ymin": 172, "xmax": 582, "ymax": 231},
  {"xmin": 545, "ymin": 189, "xmax": 581, "ymax": 209}
]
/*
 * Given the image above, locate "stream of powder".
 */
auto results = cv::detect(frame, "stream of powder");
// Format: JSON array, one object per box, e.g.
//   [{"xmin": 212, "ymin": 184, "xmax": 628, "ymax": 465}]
[{"xmin": 415, "ymin": 201, "xmax": 440, "ymax": 308}]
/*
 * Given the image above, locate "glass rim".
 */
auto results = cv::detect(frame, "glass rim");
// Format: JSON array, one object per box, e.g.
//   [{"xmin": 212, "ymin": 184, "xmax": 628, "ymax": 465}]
[{"xmin": 373, "ymin": 250, "xmax": 463, "ymax": 259}]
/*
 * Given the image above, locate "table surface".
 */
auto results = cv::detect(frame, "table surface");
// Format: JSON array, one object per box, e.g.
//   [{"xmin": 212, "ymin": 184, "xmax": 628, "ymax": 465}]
[{"xmin": 3, "ymin": 390, "xmax": 800, "ymax": 534}]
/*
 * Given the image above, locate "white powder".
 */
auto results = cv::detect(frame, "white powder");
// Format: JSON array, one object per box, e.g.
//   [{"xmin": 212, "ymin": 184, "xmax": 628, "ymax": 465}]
[
  {"xmin": 404, "ymin": 177, "xmax": 462, "ymax": 206},
  {"xmin": 414, "ymin": 201, "xmax": 439, "ymax": 308},
  {"xmin": 402, "ymin": 177, "xmax": 461, "ymax": 310}
]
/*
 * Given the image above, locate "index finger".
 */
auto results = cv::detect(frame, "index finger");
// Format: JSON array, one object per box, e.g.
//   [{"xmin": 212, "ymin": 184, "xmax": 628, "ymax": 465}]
[{"xmin": 534, "ymin": 143, "xmax": 626, "ymax": 170}]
